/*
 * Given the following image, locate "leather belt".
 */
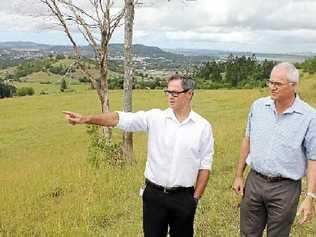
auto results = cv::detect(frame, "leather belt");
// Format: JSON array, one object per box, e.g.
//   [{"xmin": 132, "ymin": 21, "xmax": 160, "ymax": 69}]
[
  {"xmin": 253, "ymin": 170, "xmax": 293, "ymax": 182},
  {"xmin": 145, "ymin": 179, "xmax": 194, "ymax": 193}
]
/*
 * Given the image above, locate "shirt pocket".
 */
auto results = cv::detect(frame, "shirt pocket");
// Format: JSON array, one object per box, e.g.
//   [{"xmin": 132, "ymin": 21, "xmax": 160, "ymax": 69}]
[{"xmin": 278, "ymin": 127, "xmax": 303, "ymax": 150}]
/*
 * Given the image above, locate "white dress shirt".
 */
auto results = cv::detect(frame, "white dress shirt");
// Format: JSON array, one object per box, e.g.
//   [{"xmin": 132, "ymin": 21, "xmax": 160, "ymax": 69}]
[{"xmin": 117, "ymin": 108, "xmax": 214, "ymax": 187}]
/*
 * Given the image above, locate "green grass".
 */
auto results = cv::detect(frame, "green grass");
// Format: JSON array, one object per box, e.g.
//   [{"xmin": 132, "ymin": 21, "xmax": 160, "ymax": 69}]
[
  {"xmin": 0, "ymin": 75, "xmax": 316, "ymax": 236},
  {"xmin": 13, "ymin": 81, "xmax": 90, "ymax": 95}
]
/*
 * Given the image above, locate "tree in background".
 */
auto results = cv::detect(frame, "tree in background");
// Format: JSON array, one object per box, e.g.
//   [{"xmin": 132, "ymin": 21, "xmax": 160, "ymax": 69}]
[
  {"xmin": 122, "ymin": 0, "xmax": 135, "ymax": 164},
  {"xmin": 0, "ymin": 82, "xmax": 16, "ymax": 98},
  {"xmin": 41, "ymin": 0, "xmax": 126, "ymax": 138},
  {"xmin": 301, "ymin": 57, "xmax": 316, "ymax": 74},
  {"xmin": 60, "ymin": 78, "xmax": 67, "ymax": 92}
]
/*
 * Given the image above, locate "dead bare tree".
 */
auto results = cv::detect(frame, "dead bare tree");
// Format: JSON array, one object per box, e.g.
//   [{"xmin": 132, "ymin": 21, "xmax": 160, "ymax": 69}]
[
  {"xmin": 122, "ymin": 0, "xmax": 135, "ymax": 163},
  {"xmin": 41, "ymin": 0, "xmax": 126, "ymax": 138}
]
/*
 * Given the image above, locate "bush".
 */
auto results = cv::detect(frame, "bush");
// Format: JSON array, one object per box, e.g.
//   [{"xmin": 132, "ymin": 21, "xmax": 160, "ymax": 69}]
[
  {"xmin": 39, "ymin": 81, "xmax": 52, "ymax": 84},
  {"xmin": 0, "ymin": 82, "xmax": 16, "ymax": 98},
  {"xmin": 87, "ymin": 125, "xmax": 124, "ymax": 168},
  {"xmin": 79, "ymin": 76, "xmax": 90, "ymax": 83},
  {"xmin": 62, "ymin": 88, "xmax": 75, "ymax": 93},
  {"xmin": 16, "ymin": 87, "xmax": 35, "ymax": 96},
  {"xmin": 60, "ymin": 79, "xmax": 67, "ymax": 92},
  {"xmin": 40, "ymin": 90, "xmax": 48, "ymax": 95},
  {"xmin": 56, "ymin": 54, "xmax": 65, "ymax": 60},
  {"xmin": 49, "ymin": 64, "xmax": 67, "ymax": 75}
]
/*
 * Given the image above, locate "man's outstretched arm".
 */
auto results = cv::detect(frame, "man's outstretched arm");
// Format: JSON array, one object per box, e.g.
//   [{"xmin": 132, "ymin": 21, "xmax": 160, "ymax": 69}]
[{"xmin": 63, "ymin": 111, "xmax": 119, "ymax": 127}]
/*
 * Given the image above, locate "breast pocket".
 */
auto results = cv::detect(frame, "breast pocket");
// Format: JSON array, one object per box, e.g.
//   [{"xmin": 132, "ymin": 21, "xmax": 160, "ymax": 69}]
[{"xmin": 278, "ymin": 126, "xmax": 304, "ymax": 149}]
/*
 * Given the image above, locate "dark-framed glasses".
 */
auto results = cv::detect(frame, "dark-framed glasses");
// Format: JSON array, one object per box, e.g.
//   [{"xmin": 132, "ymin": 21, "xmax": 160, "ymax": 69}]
[
  {"xmin": 266, "ymin": 80, "xmax": 296, "ymax": 88},
  {"xmin": 164, "ymin": 89, "xmax": 189, "ymax": 97}
]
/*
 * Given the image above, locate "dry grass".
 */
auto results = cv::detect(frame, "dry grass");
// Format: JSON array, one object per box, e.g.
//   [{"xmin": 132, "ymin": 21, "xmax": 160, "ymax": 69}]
[{"xmin": 0, "ymin": 75, "xmax": 315, "ymax": 236}]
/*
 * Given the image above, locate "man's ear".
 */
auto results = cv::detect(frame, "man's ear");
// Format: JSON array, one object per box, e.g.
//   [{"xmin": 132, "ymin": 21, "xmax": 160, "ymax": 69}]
[{"xmin": 188, "ymin": 90, "xmax": 194, "ymax": 99}]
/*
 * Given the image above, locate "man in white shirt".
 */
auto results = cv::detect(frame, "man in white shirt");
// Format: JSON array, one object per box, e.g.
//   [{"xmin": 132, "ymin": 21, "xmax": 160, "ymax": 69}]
[{"xmin": 63, "ymin": 74, "xmax": 214, "ymax": 237}]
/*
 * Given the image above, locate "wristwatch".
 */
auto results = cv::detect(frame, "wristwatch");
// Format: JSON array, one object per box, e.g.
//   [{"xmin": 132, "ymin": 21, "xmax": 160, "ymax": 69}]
[{"xmin": 307, "ymin": 192, "xmax": 316, "ymax": 199}]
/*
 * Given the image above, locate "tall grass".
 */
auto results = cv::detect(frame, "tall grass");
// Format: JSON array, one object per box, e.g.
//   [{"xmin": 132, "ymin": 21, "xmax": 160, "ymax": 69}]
[{"xmin": 0, "ymin": 74, "xmax": 315, "ymax": 236}]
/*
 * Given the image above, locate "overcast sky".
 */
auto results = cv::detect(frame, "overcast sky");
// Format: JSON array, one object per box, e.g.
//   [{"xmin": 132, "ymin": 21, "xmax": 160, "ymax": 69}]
[{"xmin": 0, "ymin": 0, "xmax": 316, "ymax": 53}]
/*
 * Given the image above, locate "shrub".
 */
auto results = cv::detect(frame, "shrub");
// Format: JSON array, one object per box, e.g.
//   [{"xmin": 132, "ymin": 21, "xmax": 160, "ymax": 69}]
[
  {"xmin": 40, "ymin": 90, "xmax": 48, "ymax": 95},
  {"xmin": 86, "ymin": 125, "xmax": 124, "ymax": 168},
  {"xmin": 60, "ymin": 78, "xmax": 67, "ymax": 92},
  {"xmin": 39, "ymin": 81, "xmax": 52, "ymax": 84},
  {"xmin": 79, "ymin": 76, "xmax": 90, "ymax": 83},
  {"xmin": 0, "ymin": 82, "xmax": 16, "ymax": 98},
  {"xmin": 16, "ymin": 87, "xmax": 34, "ymax": 96}
]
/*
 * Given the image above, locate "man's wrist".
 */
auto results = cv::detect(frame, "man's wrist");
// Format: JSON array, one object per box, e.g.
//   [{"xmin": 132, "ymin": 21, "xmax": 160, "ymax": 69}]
[
  {"xmin": 83, "ymin": 115, "xmax": 90, "ymax": 124},
  {"xmin": 307, "ymin": 192, "xmax": 316, "ymax": 200},
  {"xmin": 193, "ymin": 197, "xmax": 200, "ymax": 205}
]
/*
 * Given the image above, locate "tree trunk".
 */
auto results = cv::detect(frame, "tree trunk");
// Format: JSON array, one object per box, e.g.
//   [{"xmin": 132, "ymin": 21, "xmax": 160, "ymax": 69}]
[
  {"xmin": 99, "ymin": 50, "xmax": 112, "ymax": 139},
  {"xmin": 122, "ymin": 0, "xmax": 135, "ymax": 164}
]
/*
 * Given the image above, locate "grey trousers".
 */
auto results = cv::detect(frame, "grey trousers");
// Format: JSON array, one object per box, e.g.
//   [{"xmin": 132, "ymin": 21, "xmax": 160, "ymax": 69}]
[{"xmin": 240, "ymin": 170, "xmax": 301, "ymax": 237}]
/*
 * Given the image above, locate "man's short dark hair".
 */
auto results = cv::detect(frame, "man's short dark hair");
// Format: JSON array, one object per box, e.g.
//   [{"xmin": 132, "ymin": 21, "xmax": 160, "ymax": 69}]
[{"xmin": 168, "ymin": 74, "xmax": 196, "ymax": 91}]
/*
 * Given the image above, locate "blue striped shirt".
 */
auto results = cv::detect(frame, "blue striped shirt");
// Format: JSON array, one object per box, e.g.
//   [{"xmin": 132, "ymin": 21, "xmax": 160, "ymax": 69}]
[{"xmin": 245, "ymin": 96, "xmax": 316, "ymax": 180}]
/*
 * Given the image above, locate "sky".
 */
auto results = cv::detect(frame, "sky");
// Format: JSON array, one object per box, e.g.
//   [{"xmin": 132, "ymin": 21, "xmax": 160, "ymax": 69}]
[{"xmin": 0, "ymin": 0, "xmax": 316, "ymax": 54}]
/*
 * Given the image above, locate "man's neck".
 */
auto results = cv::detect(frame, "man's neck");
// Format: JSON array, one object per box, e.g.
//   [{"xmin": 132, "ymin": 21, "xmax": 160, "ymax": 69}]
[
  {"xmin": 173, "ymin": 107, "xmax": 191, "ymax": 123},
  {"xmin": 275, "ymin": 95, "xmax": 296, "ymax": 114}
]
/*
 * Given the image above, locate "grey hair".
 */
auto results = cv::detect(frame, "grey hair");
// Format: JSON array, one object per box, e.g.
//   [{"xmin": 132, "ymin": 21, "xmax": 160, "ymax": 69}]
[
  {"xmin": 271, "ymin": 62, "xmax": 299, "ymax": 84},
  {"xmin": 168, "ymin": 74, "xmax": 196, "ymax": 91}
]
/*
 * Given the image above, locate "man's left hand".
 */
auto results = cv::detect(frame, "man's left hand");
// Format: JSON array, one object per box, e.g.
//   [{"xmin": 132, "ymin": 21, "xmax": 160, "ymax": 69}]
[{"xmin": 297, "ymin": 197, "xmax": 315, "ymax": 224}]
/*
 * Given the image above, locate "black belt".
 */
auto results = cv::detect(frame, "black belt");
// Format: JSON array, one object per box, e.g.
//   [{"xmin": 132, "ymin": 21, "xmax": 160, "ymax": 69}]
[
  {"xmin": 145, "ymin": 179, "xmax": 194, "ymax": 193},
  {"xmin": 252, "ymin": 170, "xmax": 293, "ymax": 182}
]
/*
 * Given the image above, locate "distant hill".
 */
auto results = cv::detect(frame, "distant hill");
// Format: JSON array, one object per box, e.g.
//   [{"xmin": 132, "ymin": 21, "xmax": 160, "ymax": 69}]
[
  {"xmin": 0, "ymin": 41, "xmax": 179, "ymax": 59},
  {"xmin": 0, "ymin": 41, "xmax": 50, "ymax": 49},
  {"xmin": 164, "ymin": 48, "xmax": 314, "ymax": 63}
]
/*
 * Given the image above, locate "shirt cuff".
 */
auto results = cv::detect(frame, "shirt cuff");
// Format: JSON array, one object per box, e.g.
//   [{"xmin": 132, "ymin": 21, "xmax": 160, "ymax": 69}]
[{"xmin": 115, "ymin": 111, "xmax": 126, "ymax": 130}]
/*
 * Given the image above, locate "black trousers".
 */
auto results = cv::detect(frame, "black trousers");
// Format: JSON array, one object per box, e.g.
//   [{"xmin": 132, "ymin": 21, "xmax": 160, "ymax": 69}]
[
  {"xmin": 142, "ymin": 183, "xmax": 197, "ymax": 237},
  {"xmin": 240, "ymin": 170, "xmax": 301, "ymax": 237}
]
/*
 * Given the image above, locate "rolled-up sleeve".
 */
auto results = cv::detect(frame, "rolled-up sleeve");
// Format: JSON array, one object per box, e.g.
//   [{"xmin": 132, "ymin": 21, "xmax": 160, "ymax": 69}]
[
  {"xmin": 116, "ymin": 111, "xmax": 149, "ymax": 132},
  {"xmin": 304, "ymin": 114, "xmax": 316, "ymax": 160},
  {"xmin": 199, "ymin": 123, "xmax": 214, "ymax": 170}
]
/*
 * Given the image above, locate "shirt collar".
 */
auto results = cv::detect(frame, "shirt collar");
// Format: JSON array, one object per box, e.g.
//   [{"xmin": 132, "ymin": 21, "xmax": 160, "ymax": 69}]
[
  {"xmin": 264, "ymin": 95, "xmax": 305, "ymax": 114},
  {"xmin": 165, "ymin": 108, "xmax": 198, "ymax": 123}
]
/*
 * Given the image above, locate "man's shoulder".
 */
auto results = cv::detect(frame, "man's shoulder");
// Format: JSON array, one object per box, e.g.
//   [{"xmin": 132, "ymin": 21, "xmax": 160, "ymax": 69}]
[
  {"xmin": 295, "ymin": 98, "xmax": 315, "ymax": 115},
  {"xmin": 143, "ymin": 108, "xmax": 168, "ymax": 119},
  {"xmin": 191, "ymin": 111, "xmax": 212, "ymax": 127},
  {"xmin": 252, "ymin": 96, "xmax": 271, "ymax": 106}
]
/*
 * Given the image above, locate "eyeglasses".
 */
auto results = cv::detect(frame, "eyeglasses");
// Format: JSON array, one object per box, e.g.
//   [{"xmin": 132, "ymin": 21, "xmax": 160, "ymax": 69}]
[
  {"xmin": 266, "ymin": 80, "xmax": 295, "ymax": 88},
  {"xmin": 164, "ymin": 89, "xmax": 189, "ymax": 97}
]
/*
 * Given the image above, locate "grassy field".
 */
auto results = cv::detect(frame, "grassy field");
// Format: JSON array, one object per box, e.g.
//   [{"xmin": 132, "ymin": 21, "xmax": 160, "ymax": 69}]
[{"xmin": 1, "ymin": 74, "xmax": 316, "ymax": 236}]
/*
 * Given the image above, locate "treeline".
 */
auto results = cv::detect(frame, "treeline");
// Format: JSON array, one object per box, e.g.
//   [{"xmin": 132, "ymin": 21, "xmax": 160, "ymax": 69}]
[
  {"xmin": 193, "ymin": 55, "xmax": 276, "ymax": 89},
  {"xmin": 3, "ymin": 54, "xmax": 316, "ymax": 99},
  {"xmin": 107, "ymin": 73, "xmax": 167, "ymax": 90},
  {"xmin": 300, "ymin": 57, "xmax": 316, "ymax": 74}
]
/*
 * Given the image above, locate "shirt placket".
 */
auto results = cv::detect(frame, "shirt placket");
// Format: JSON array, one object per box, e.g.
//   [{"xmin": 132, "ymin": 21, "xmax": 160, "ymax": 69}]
[
  {"xmin": 263, "ymin": 108, "xmax": 279, "ymax": 174},
  {"xmin": 166, "ymin": 119, "xmax": 180, "ymax": 187}
]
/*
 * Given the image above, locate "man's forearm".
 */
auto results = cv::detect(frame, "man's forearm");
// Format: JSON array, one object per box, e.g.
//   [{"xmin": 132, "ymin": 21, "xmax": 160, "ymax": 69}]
[
  {"xmin": 235, "ymin": 136, "xmax": 250, "ymax": 177},
  {"xmin": 307, "ymin": 160, "xmax": 316, "ymax": 194},
  {"xmin": 84, "ymin": 112, "xmax": 119, "ymax": 127},
  {"xmin": 194, "ymin": 169, "xmax": 210, "ymax": 199}
]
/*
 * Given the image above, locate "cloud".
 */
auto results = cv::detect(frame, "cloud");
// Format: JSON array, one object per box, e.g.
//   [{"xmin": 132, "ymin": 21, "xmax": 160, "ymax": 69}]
[{"xmin": 0, "ymin": 0, "xmax": 316, "ymax": 52}]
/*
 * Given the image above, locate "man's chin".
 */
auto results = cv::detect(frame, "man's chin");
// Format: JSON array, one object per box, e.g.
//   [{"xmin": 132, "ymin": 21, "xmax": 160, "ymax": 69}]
[
  {"xmin": 169, "ymin": 103, "xmax": 175, "ymax": 108},
  {"xmin": 270, "ymin": 94, "xmax": 278, "ymax": 100}
]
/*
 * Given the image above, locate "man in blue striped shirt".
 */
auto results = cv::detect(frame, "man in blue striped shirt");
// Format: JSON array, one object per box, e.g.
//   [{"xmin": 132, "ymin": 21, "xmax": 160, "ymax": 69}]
[{"xmin": 233, "ymin": 62, "xmax": 316, "ymax": 237}]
